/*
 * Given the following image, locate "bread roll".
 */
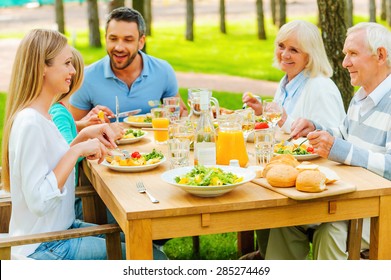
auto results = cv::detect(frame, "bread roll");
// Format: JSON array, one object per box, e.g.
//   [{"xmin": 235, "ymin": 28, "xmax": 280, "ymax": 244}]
[
  {"xmin": 296, "ymin": 170, "xmax": 326, "ymax": 193},
  {"xmin": 296, "ymin": 163, "xmax": 319, "ymax": 171},
  {"xmin": 266, "ymin": 164, "xmax": 299, "ymax": 188},
  {"xmin": 270, "ymin": 154, "xmax": 300, "ymax": 167}
]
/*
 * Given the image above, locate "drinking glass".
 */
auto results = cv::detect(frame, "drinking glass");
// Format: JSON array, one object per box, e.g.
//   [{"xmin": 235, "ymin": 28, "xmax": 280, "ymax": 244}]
[
  {"xmin": 254, "ymin": 128, "xmax": 275, "ymax": 167},
  {"xmin": 236, "ymin": 108, "xmax": 255, "ymax": 142},
  {"xmin": 151, "ymin": 107, "xmax": 169, "ymax": 144},
  {"xmin": 168, "ymin": 119, "xmax": 195, "ymax": 148},
  {"xmin": 263, "ymin": 99, "xmax": 283, "ymax": 128},
  {"xmin": 163, "ymin": 96, "xmax": 181, "ymax": 123},
  {"xmin": 167, "ymin": 139, "xmax": 191, "ymax": 169}
]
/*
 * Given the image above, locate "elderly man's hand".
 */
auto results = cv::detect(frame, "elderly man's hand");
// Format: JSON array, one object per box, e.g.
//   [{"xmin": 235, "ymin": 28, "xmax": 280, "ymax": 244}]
[
  {"xmin": 307, "ymin": 130, "xmax": 335, "ymax": 158},
  {"xmin": 290, "ymin": 118, "xmax": 316, "ymax": 139}
]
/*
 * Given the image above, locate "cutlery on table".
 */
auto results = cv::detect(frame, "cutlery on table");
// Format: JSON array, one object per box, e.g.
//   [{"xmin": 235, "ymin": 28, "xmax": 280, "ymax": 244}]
[
  {"xmin": 115, "ymin": 96, "xmax": 119, "ymax": 123},
  {"xmin": 136, "ymin": 181, "xmax": 159, "ymax": 203},
  {"xmin": 108, "ymin": 109, "xmax": 142, "ymax": 119}
]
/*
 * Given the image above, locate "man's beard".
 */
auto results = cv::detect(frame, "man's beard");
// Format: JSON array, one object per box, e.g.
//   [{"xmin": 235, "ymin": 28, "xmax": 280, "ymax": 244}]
[{"xmin": 109, "ymin": 51, "xmax": 138, "ymax": 70}]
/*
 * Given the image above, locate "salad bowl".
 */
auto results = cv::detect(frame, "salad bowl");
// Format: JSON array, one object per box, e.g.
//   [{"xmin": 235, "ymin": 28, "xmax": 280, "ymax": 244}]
[{"xmin": 161, "ymin": 165, "xmax": 256, "ymax": 197}]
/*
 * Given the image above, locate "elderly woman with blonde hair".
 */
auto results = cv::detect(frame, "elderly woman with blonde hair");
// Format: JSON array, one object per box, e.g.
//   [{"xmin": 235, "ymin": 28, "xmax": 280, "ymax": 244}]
[{"xmin": 243, "ymin": 20, "xmax": 346, "ymax": 133}]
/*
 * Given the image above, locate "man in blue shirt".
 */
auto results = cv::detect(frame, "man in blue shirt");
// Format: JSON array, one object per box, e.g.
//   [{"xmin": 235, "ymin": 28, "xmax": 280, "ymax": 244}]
[{"xmin": 69, "ymin": 7, "xmax": 187, "ymax": 122}]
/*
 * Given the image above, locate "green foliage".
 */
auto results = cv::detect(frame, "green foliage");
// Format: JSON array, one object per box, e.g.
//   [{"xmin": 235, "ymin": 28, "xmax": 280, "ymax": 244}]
[{"xmin": 164, "ymin": 233, "xmax": 239, "ymax": 260}]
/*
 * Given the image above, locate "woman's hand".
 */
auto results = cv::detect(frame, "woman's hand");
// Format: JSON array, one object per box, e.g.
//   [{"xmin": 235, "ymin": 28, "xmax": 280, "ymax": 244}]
[
  {"xmin": 76, "ymin": 138, "xmax": 108, "ymax": 164},
  {"xmin": 242, "ymin": 92, "xmax": 262, "ymax": 115},
  {"xmin": 109, "ymin": 122, "xmax": 125, "ymax": 141},
  {"xmin": 76, "ymin": 123, "xmax": 118, "ymax": 149},
  {"xmin": 76, "ymin": 105, "xmax": 115, "ymax": 130}
]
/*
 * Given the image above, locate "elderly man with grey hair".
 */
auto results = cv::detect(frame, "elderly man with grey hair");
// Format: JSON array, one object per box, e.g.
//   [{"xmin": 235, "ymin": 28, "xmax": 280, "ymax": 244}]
[{"xmin": 264, "ymin": 22, "xmax": 391, "ymax": 260}]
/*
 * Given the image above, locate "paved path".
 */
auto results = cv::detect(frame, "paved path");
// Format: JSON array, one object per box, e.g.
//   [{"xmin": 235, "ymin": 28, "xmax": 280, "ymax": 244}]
[{"xmin": 0, "ymin": 38, "xmax": 277, "ymax": 96}]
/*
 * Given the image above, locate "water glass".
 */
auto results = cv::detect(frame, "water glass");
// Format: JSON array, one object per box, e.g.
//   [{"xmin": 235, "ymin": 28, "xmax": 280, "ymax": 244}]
[
  {"xmin": 151, "ymin": 107, "xmax": 169, "ymax": 144},
  {"xmin": 262, "ymin": 99, "xmax": 283, "ymax": 128},
  {"xmin": 167, "ymin": 139, "xmax": 191, "ymax": 169},
  {"xmin": 168, "ymin": 119, "xmax": 195, "ymax": 148},
  {"xmin": 163, "ymin": 96, "xmax": 181, "ymax": 123},
  {"xmin": 254, "ymin": 128, "xmax": 274, "ymax": 167}
]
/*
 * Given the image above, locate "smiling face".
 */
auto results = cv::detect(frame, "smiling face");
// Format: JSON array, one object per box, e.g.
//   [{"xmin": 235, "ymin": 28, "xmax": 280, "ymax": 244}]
[
  {"xmin": 275, "ymin": 36, "xmax": 309, "ymax": 81},
  {"xmin": 43, "ymin": 44, "xmax": 75, "ymax": 95},
  {"xmin": 106, "ymin": 20, "xmax": 145, "ymax": 71},
  {"xmin": 342, "ymin": 29, "xmax": 381, "ymax": 93}
]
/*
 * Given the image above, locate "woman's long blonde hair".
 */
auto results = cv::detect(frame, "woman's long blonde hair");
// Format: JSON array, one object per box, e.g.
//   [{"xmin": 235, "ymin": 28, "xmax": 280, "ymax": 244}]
[
  {"xmin": 273, "ymin": 20, "xmax": 333, "ymax": 78},
  {"xmin": 1, "ymin": 29, "xmax": 68, "ymax": 192}
]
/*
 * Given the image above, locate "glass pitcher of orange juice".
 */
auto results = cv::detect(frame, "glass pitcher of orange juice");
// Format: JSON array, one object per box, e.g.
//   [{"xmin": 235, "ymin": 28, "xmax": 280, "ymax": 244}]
[{"xmin": 216, "ymin": 114, "xmax": 249, "ymax": 167}]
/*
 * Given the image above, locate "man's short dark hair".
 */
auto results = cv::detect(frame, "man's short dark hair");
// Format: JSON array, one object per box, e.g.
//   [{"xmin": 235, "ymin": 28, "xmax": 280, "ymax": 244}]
[{"xmin": 105, "ymin": 7, "xmax": 146, "ymax": 37}]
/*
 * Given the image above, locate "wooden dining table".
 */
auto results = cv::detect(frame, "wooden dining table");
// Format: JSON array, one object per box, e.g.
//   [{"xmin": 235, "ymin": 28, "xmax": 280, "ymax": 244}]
[{"xmin": 82, "ymin": 132, "xmax": 391, "ymax": 260}]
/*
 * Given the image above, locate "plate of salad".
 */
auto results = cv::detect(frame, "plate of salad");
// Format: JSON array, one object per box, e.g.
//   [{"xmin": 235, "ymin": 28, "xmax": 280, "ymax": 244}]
[
  {"xmin": 124, "ymin": 114, "xmax": 152, "ymax": 128},
  {"xmin": 274, "ymin": 138, "xmax": 319, "ymax": 160},
  {"xmin": 102, "ymin": 149, "xmax": 166, "ymax": 172},
  {"xmin": 161, "ymin": 165, "xmax": 256, "ymax": 197},
  {"xmin": 116, "ymin": 128, "xmax": 147, "ymax": 144}
]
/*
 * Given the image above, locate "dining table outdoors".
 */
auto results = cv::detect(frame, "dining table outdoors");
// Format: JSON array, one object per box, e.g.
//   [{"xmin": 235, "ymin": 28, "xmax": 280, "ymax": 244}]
[{"xmin": 82, "ymin": 130, "xmax": 391, "ymax": 260}]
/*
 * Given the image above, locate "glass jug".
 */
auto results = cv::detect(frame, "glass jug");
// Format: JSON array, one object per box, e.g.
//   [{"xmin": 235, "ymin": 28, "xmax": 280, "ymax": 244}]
[
  {"xmin": 216, "ymin": 114, "xmax": 249, "ymax": 167},
  {"xmin": 188, "ymin": 88, "xmax": 220, "ymax": 123}
]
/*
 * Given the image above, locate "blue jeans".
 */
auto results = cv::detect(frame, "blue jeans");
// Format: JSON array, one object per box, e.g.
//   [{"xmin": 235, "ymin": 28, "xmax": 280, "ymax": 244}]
[{"xmin": 28, "ymin": 220, "xmax": 167, "ymax": 260}]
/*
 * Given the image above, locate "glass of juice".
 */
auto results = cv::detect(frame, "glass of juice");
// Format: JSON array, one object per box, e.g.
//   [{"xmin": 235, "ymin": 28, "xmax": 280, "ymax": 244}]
[{"xmin": 151, "ymin": 107, "xmax": 170, "ymax": 144}]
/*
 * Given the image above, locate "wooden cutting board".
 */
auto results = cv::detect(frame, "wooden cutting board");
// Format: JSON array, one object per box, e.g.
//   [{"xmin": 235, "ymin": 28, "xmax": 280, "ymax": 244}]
[{"xmin": 252, "ymin": 178, "xmax": 356, "ymax": 200}]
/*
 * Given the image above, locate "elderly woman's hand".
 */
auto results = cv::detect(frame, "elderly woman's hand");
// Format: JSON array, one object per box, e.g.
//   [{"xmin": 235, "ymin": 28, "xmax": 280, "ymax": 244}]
[{"xmin": 242, "ymin": 92, "xmax": 262, "ymax": 115}]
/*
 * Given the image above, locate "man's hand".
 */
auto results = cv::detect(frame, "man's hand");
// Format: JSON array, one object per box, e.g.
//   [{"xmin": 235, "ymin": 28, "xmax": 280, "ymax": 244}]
[
  {"xmin": 307, "ymin": 130, "xmax": 335, "ymax": 158},
  {"xmin": 290, "ymin": 118, "xmax": 316, "ymax": 140}
]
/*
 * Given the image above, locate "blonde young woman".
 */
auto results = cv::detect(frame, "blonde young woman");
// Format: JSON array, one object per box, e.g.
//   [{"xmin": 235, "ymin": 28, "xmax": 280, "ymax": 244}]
[
  {"xmin": 243, "ymin": 20, "xmax": 346, "ymax": 133},
  {"xmin": 241, "ymin": 20, "xmax": 346, "ymax": 260},
  {"xmin": 1, "ymin": 29, "xmax": 122, "ymax": 259}
]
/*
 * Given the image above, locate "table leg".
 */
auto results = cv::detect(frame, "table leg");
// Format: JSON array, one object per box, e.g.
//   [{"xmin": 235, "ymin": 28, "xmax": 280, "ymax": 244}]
[
  {"xmin": 370, "ymin": 195, "xmax": 391, "ymax": 260},
  {"xmin": 125, "ymin": 219, "xmax": 153, "ymax": 260}
]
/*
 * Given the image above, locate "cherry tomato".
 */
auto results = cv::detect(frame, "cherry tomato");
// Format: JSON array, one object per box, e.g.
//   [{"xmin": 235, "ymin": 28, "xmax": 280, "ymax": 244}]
[
  {"xmin": 306, "ymin": 146, "xmax": 314, "ymax": 154},
  {"xmin": 131, "ymin": 151, "xmax": 141, "ymax": 158},
  {"xmin": 255, "ymin": 122, "xmax": 269, "ymax": 129}
]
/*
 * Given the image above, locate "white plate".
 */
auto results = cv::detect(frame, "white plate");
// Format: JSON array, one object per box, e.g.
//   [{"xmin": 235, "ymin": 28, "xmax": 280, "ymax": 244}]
[
  {"xmin": 161, "ymin": 165, "xmax": 256, "ymax": 197},
  {"xmin": 116, "ymin": 129, "xmax": 147, "ymax": 145},
  {"xmin": 274, "ymin": 153, "xmax": 319, "ymax": 161},
  {"xmin": 124, "ymin": 115, "xmax": 152, "ymax": 128},
  {"xmin": 101, "ymin": 156, "xmax": 166, "ymax": 172}
]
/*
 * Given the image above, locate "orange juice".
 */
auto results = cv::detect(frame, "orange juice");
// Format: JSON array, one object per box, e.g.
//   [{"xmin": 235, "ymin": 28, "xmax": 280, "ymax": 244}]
[
  {"xmin": 216, "ymin": 130, "xmax": 249, "ymax": 167},
  {"xmin": 152, "ymin": 117, "xmax": 169, "ymax": 143}
]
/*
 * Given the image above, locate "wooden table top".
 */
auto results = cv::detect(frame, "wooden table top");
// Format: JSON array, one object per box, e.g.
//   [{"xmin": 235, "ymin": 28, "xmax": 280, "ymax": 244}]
[{"xmin": 84, "ymin": 133, "xmax": 391, "ymax": 221}]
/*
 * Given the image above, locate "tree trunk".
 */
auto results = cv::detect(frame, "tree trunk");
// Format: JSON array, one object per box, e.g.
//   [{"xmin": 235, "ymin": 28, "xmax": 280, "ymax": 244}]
[
  {"xmin": 381, "ymin": 0, "xmax": 386, "ymax": 21},
  {"xmin": 256, "ymin": 0, "xmax": 266, "ymax": 40},
  {"xmin": 55, "ymin": 0, "xmax": 65, "ymax": 34},
  {"xmin": 387, "ymin": 0, "xmax": 391, "ymax": 25},
  {"xmin": 132, "ymin": 0, "xmax": 145, "ymax": 15},
  {"xmin": 318, "ymin": 0, "xmax": 353, "ymax": 111},
  {"xmin": 87, "ymin": 0, "xmax": 101, "ymax": 48},
  {"xmin": 276, "ymin": 0, "xmax": 286, "ymax": 28},
  {"xmin": 186, "ymin": 0, "xmax": 194, "ymax": 41},
  {"xmin": 344, "ymin": 0, "xmax": 353, "ymax": 27},
  {"xmin": 108, "ymin": 0, "xmax": 124, "ymax": 13},
  {"xmin": 144, "ymin": 0, "xmax": 152, "ymax": 36},
  {"xmin": 369, "ymin": 0, "xmax": 377, "ymax": 22},
  {"xmin": 219, "ymin": 0, "xmax": 226, "ymax": 34},
  {"xmin": 270, "ymin": 0, "xmax": 276, "ymax": 25}
]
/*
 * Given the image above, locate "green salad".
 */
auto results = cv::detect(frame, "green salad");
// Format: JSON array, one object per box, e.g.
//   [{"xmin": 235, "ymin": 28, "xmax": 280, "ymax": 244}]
[
  {"xmin": 174, "ymin": 165, "xmax": 243, "ymax": 186},
  {"xmin": 124, "ymin": 128, "xmax": 145, "ymax": 138}
]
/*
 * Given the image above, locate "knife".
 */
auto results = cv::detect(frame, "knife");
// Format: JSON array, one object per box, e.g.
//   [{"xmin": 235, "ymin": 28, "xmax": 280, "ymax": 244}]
[
  {"xmin": 115, "ymin": 96, "xmax": 119, "ymax": 123},
  {"xmin": 108, "ymin": 109, "xmax": 142, "ymax": 119}
]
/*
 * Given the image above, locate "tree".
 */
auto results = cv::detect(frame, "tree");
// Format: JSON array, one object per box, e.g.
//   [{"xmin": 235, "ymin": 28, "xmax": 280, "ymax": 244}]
[
  {"xmin": 186, "ymin": 0, "xmax": 194, "ymax": 41},
  {"xmin": 276, "ymin": 0, "xmax": 286, "ymax": 28},
  {"xmin": 381, "ymin": 0, "xmax": 386, "ymax": 21},
  {"xmin": 270, "ymin": 0, "xmax": 276, "ymax": 25},
  {"xmin": 55, "ymin": 0, "xmax": 65, "ymax": 34},
  {"xmin": 86, "ymin": 0, "xmax": 101, "ymax": 48},
  {"xmin": 256, "ymin": 0, "xmax": 266, "ymax": 40},
  {"xmin": 345, "ymin": 0, "xmax": 353, "ymax": 27},
  {"xmin": 318, "ymin": 0, "xmax": 353, "ymax": 111},
  {"xmin": 387, "ymin": 0, "xmax": 391, "ymax": 26},
  {"xmin": 108, "ymin": 0, "xmax": 124, "ymax": 12},
  {"xmin": 219, "ymin": 0, "xmax": 226, "ymax": 34},
  {"xmin": 369, "ymin": 0, "xmax": 377, "ymax": 22},
  {"xmin": 144, "ymin": 0, "xmax": 152, "ymax": 36}
]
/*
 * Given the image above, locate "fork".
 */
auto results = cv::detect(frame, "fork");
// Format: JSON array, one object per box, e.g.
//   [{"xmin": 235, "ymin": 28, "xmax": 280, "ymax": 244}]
[{"xmin": 136, "ymin": 181, "xmax": 159, "ymax": 203}]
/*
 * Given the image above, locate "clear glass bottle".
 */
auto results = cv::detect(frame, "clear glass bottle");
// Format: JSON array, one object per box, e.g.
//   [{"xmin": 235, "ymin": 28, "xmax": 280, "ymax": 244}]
[{"xmin": 194, "ymin": 91, "xmax": 217, "ymax": 166}]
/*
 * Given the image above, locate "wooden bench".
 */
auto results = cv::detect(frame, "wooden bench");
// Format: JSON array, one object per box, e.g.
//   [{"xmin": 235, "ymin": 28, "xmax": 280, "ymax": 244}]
[{"xmin": 0, "ymin": 167, "xmax": 122, "ymax": 260}]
